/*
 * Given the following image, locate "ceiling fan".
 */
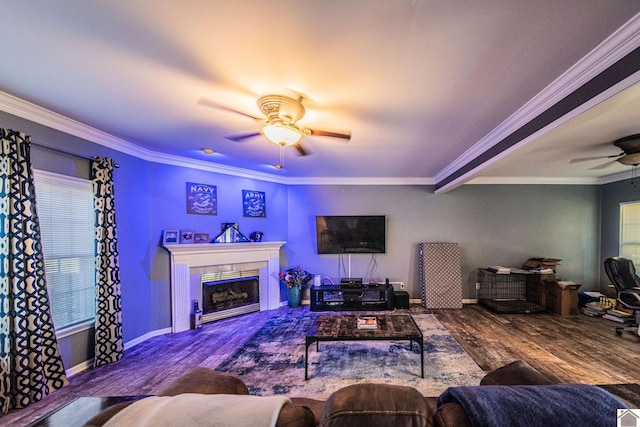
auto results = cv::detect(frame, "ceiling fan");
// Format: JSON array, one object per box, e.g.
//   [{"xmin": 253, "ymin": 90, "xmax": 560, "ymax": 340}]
[
  {"xmin": 199, "ymin": 94, "xmax": 351, "ymax": 168},
  {"xmin": 570, "ymin": 134, "xmax": 640, "ymax": 169}
]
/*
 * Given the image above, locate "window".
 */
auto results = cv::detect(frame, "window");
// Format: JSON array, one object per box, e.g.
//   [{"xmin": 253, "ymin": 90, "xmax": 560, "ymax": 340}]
[
  {"xmin": 620, "ymin": 201, "xmax": 640, "ymax": 265},
  {"xmin": 34, "ymin": 170, "xmax": 95, "ymax": 335}
]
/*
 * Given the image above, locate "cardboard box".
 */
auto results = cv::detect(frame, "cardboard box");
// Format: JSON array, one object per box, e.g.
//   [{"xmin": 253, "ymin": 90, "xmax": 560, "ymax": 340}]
[
  {"xmin": 550, "ymin": 281, "xmax": 581, "ymax": 316},
  {"xmin": 523, "ymin": 257, "xmax": 562, "ymax": 271}
]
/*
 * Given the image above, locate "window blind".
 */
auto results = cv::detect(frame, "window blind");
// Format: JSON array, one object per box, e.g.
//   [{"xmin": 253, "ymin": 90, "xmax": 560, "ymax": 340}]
[
  {"xmin": 34, "ymin": 170, "xmax": 96, "ymax": 332},
  {"xmin": 620, "ymin": 201, "xmax": 640, "ymax": 265}
]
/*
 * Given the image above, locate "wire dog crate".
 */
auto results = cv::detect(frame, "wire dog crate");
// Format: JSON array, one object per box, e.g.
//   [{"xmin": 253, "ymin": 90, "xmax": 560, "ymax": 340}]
[{"xmin": 476, "ymin": 269, "xmax": 547, "ymax": 314}]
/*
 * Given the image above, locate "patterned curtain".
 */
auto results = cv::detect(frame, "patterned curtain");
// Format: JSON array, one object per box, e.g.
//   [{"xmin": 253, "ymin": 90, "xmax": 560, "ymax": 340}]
[
  {"xmin": 0, "ymin": 129, "xmax": 68, "ymax": 413},
  {"xmin": 91, "ymin": 157, "xmax": 123, "ymax": 367}
]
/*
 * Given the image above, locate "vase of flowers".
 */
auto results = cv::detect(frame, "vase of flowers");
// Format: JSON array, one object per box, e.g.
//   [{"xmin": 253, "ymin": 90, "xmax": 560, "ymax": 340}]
[{"xmin": 280, "ymin": 266, "xmax": 312, "ymax": 308}]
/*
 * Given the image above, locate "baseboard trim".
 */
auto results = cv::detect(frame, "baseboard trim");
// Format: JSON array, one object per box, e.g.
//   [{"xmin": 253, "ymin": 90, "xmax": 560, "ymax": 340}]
[
  {"xmin": 65, "ymin": 360, "xmax": 93, "ymax": 377},
  {"xmin": 66, "ymin": 326, "xmax": 172, "ymax": 377},
  {"xmin": 125, "ymin": 327, "xmax": 172, "ymax": 349}
]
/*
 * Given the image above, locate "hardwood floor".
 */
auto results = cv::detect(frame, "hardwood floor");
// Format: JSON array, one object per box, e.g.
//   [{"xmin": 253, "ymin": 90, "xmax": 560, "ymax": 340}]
[
  {"xmin": 2, "ymin": 303, "xmax": 639, "ymax": 426},
  {"xmin": 434, "ymin": 304, "xmax": 640, "ymax": 385}
]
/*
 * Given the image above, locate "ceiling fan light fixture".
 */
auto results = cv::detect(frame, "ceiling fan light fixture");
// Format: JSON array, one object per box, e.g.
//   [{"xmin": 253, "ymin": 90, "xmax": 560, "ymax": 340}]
[
  {"xmin": 618, "ymin": 152, "xmax": 640, "ymax": 166},
  {"xmin": 262, "ymin": 123, "xmax": 302, "ymax": 146}
]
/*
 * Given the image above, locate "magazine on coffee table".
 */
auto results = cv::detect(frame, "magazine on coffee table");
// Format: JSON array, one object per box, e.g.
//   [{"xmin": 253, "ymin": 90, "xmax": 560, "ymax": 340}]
[{"xmin": 357, "ymin": 316, "xmax": 378, "ymax": 329}]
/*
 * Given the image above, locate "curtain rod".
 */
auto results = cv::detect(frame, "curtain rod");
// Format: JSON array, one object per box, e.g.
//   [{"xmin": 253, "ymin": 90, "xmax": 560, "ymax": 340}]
[{"xmin": 32, "ymin": 143, "xmax": 120, "ymax": 168}]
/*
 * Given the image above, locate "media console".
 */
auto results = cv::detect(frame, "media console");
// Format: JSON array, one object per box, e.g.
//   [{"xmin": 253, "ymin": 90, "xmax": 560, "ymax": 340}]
[{"xmin": 310, "ymin": 283, "xmax": 395, "ymax": 312}]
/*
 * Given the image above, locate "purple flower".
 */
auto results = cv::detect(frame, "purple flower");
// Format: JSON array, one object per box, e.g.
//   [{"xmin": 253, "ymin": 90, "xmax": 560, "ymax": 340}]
[{"xmin": 279, "ymin": 266, "xmax": 312, "ymax": 288}]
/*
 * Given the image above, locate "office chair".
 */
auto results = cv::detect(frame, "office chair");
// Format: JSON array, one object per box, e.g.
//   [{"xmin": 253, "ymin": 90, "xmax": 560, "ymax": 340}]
[{"xmin": 603, "ymin": 257, "xmax": 640, "ymax": 337}]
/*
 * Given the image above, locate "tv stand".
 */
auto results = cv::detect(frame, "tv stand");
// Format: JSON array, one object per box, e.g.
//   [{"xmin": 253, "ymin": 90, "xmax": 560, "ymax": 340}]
[{"xmin": 310, "ymin": 283, "xmax": 395, "ymax": 312}]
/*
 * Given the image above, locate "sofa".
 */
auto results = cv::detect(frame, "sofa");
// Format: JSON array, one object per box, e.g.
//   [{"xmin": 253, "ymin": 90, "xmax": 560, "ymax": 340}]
[{"xmin": 85, "ymin": 360, "xmax": 629, "ymax": 426}]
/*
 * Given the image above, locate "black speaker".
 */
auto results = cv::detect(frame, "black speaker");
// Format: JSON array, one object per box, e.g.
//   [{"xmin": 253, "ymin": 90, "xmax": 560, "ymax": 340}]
[{"xmin": 394, "ymin": 291, "xmax": 409, "ymax": 309}]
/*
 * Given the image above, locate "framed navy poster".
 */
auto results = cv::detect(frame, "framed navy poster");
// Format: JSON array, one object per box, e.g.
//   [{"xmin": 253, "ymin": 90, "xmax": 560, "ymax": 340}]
[
  {"xmin": 243, "ymin": 190, "xmax": 266, "ymax": 217},
  {"xmin": 186, "ymin": 182, "xmax": 217, "ymax": 215}
]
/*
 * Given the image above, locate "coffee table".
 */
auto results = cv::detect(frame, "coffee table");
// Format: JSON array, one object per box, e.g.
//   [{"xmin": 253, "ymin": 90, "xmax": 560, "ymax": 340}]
[{"xmin": 304, "ymin": 314, "xmax": 424, "ymax": 380}]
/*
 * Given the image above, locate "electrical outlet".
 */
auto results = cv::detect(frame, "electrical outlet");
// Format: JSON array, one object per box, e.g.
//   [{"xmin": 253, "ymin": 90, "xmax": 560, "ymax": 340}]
[{"xmin": 389, "ymin": 281, "xmax": 405, "ymax": 290}]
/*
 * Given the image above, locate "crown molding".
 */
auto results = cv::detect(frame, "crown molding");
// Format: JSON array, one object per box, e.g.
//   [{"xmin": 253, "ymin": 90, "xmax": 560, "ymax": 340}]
[
  {"xmin": 600, "ymin": 169, "xmax": 635, "ymax": 185},
  {"xmin": 466, "ymin": 166, "xmax": 638, "ymax": 186},
  {"xmin": 283, "ymin": 176, "xmax": 435, "ymax": 186},
  {"xmin": 467, "ymin": 176, "xmax": 601, "ymax": 185},
  {"xmin": 435, "ymin": 12, "xmax": 640, "ymax": 188},
  {"xmin": 141, "ymin": 150, "xmax": 289, "ymax": 183}
]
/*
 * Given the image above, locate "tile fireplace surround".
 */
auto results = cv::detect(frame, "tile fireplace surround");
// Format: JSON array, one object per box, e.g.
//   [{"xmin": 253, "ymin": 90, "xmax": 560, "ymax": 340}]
[{"xmin": 163, "ymin": 241, "xmax": 286, "ymax": 333}]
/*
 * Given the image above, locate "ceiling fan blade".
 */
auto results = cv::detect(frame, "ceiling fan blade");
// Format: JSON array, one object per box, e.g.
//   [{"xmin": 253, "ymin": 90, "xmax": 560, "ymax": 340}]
[
  {"xmin": 588, "ymin": 159, "xmax": 618, "ymax": 170},
  {"xmin": 308, "ymin": 128, "xmax": 351, "ymax": 141},
  {"xmin": 226, "ymin": 132, "xmax": 261, "ymax": 142},
  {"xmin": 293, "ymin": 141, "xmax": 310, "ymax": 156},
  {"xmin": 197, "ymin": 98, "xmax": 262, "ymax": 121},
  {"xmin": 569, "ymin": 153, "xmax": 622, "ymax": 164}
]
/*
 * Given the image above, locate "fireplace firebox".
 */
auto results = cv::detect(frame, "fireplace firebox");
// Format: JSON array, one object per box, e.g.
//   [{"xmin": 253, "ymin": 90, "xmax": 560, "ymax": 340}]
[{"xmin": 201, "ymin": 270, "xmax": 260, "ymax": 322}]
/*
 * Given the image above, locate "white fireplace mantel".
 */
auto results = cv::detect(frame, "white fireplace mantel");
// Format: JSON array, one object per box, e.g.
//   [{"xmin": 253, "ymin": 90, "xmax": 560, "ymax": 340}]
[{"xmin": 164, "ymin": 241, "xmax": 286, "ymax": 333}]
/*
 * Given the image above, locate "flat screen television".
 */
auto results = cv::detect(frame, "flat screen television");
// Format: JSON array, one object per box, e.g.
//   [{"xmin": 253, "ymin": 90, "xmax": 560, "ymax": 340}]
[{"xmin": 316, "ymin": 215, "xmax": 386, "ymax": 254}]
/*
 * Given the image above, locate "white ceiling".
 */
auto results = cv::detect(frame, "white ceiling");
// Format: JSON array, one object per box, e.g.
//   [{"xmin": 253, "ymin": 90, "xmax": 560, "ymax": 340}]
[{"xmin": 1, "ymin": 1, "xmax": 639, "ymax": 189}]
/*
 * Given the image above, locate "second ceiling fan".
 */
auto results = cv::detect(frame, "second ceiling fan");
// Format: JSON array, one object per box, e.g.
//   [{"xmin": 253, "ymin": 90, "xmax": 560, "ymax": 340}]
[{"xmin": 571, "ymin": 134, "xmax": 640, "ymax": 169}]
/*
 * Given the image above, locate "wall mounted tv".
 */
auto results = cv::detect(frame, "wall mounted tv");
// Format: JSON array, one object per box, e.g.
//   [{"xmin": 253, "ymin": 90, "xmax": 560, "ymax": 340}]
[{"xmin": 316, "ymin": 215, "xmax": 386, "ymax": 254}]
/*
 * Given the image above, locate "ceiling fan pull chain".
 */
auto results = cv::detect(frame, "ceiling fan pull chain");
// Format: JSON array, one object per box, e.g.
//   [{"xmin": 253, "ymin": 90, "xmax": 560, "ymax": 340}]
[
  {"xmin": 280, "ymin": 145, "xmax": 285, "ymax": 169},
  {"xmin": 275, "ymin": 145, "xmax": 285, "ymax": 171}
]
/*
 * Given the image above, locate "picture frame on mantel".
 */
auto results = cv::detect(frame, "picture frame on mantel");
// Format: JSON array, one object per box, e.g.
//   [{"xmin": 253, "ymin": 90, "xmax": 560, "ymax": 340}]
[
  {"xmin": 163, "ymin": 229, "xmax": 179, "ymax": 245},
  {"xmin": 179, "ymin": 229, "xmax": 194, "ymax": 244},
  {"xmin": 194, "ymin": 233, "xmax": 209, "ymax": 244}
]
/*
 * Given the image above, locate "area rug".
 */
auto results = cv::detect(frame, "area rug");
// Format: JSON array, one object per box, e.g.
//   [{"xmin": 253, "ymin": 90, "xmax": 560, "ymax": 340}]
[{"xmin": 215, "ymin": 313, "xmax": 485, "ymax": 399}]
